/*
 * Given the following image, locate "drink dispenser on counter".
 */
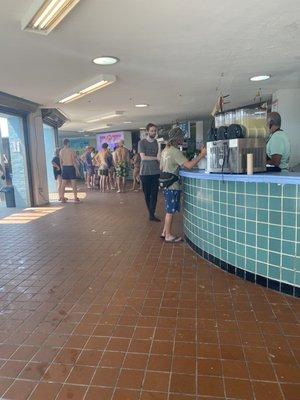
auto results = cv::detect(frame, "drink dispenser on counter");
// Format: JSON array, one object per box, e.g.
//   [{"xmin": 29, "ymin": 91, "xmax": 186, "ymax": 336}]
[{"xmin": 206, "ymin": 123, "xmax": 266, "ymax": 174}]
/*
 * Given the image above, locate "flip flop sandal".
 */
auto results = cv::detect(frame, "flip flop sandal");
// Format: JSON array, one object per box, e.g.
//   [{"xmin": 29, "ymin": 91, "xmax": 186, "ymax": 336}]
[
  {"xmin": 165, "ymin": 236, "xmax": 182, "ymax": 243},
  {"xmin": 160, "ymin": 235, "xmax": 165, "ymax": 239}
]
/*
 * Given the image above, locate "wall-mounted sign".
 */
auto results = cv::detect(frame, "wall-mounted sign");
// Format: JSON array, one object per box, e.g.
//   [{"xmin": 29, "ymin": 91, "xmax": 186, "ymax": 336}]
[{"xmin": 96, "ymin": 132, "xmax": 124, "ymax": 151}]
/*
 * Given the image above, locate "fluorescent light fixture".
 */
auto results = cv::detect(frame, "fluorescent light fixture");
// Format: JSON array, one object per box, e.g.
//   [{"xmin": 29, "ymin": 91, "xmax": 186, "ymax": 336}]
[
  {"xmin": 123, "ymin": 121, "xmax": 132, "ymax": 124},
  {"xmin": 58, "ymin": 93, "xmax": 80, "ymax": 103},
  {"xmin": 135, "ymin": 104, "xmax": 149, "ymax": 108},
  {"xmin": 58, "ymin": 74, "xmax": 116, "ymax": 103},
  {"xmin": 250, "ymin": 75, "xmax": 270, "ymax": 82},
  {"xmin": 86, "ymin": 111, "xmax": 124, "ymax": 123},
  {"xmin": 86, "ymin": 125, "xmax": 108, "ymax": 132},
  {"xmin": 22, "ymin": 0, "xmax": 81, "ymax": 35},
  {"xmin": 93, "ymin": 56, "xmax": 119, "ymax": 65},
  {"xmin": 139, "ymin": 127, "xmax": 146, "ymax": 130},
  {"xmin": 100, "ymin": 114, "xmax": 120, "ymax": 121}
]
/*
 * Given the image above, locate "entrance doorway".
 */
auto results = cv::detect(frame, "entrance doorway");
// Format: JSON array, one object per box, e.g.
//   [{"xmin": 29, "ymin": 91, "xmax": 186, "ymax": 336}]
[
  {"xmin": 43, "ymin": 124, "xmax": 57, "ymax": 202},
  {"xmin": 0, "ymin": 113, "xmax": 30, "ymax": 209}
]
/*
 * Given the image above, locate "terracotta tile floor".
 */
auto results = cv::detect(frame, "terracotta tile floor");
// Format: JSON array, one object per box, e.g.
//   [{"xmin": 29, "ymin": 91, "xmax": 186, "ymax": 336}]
[{"xmin": 0, "ymin": 189, "xmax": 299, "ymax": 399}]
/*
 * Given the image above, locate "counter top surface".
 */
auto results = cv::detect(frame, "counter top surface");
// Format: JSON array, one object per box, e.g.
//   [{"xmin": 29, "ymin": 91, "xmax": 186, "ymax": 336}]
[{"xmin": 179, "ymin": 169, "xmax": 300, "ymax": 185}]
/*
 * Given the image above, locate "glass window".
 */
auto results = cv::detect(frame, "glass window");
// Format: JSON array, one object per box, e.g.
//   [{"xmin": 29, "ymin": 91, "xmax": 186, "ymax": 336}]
[
  {"xmin": 43, "ymin": 124, "xmax": 57, "ymax": 197},
  {"xmin": 0, "ymin": 114, "xmax": 30, "ymax": 208}
]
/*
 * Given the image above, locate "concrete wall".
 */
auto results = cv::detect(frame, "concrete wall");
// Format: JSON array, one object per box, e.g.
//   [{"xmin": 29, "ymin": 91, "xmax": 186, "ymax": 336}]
[
  {"xmin": 27, "ymin": 110, "xmax": 49, "ymax": 206},
  {"xmin": 272, "ymin": 89, "xmax": 300, "ymax": 169}
]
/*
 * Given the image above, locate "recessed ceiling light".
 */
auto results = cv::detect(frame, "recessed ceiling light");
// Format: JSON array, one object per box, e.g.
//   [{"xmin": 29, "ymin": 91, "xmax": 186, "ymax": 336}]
[
  {"xmin": 93, "ymin": 56, "xmax": 119, "ymax": 65},
  {"xmin": 139, "ymin": 127, "xmax": 146, "ymax": 130},
  {"xmin": 250, "ymin": 75, "xmax": 270, "ymax": 82},
  {"xmin": 123, "ymin": 121, "xmax": 132, "ymax": 124},
  {"xmin": 135, "ymin": 104, "xmax": 149, "ymax": 108}
]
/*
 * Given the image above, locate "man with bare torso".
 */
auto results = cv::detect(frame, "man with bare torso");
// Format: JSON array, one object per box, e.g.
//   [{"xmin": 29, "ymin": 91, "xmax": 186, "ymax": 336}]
[{"xmin": 59, "ymin": 138, "xmax": 80, "ymax": 202}]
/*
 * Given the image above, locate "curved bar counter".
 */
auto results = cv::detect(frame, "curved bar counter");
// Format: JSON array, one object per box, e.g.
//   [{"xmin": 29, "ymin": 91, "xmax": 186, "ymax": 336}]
[{"xmin": 180, "ymin": 170, "xmax": 300, "ymax": 297}]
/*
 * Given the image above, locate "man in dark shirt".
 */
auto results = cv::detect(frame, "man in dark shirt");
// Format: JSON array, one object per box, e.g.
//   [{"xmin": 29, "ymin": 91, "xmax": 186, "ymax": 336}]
[{"xmin": 138, "ymin": 123, "xmax": 161, "ymax": 221}]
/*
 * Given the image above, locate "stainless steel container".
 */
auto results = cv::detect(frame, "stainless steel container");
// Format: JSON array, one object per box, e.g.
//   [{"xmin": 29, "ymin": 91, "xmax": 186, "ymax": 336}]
[{"xmin": 207, "ymin": 138, "xmax": 266, "ymax": 173}]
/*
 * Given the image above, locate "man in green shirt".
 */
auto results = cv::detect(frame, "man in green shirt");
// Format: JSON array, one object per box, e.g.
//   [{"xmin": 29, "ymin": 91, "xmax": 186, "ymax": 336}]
[
  {"xmin": 266, "ymin": 112, "xmax": 291, "ymax": 171},
  {"xmin": 160, "ymin": 127, "xmax": 206, "ymax": 243}
]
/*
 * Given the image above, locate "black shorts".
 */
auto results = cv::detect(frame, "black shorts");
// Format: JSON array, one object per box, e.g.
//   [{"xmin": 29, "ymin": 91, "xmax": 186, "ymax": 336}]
[
  {"xmin": 54, "ymin": 172, "xmax": 61, "ymax": 180},
  {"xmin": 62, "ymin": 166, "xmax": 77, "ymax": 180},
  {"xmin": 99, "ymin": 169, "xmax": 109, "ymax": 176}
]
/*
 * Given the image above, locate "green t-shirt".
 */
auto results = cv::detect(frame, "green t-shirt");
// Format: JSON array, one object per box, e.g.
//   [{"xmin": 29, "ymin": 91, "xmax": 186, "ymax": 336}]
[
  {"xmin": 266, "ymin": 131, "xmax": 291, "ymax": 170},
  {"xmin": 160, "ymin": 146, "xmax": 187, "ymax": 190}
]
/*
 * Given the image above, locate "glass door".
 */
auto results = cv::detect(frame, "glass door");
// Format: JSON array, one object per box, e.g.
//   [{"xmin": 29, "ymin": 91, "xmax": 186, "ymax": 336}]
[
  {"xmin": 43, "ymin": 124, "xmax": 57, "ymax": 201},
  {"xmin": 0, "ymin": 113, "xmax": 30, "ymax": 208}
]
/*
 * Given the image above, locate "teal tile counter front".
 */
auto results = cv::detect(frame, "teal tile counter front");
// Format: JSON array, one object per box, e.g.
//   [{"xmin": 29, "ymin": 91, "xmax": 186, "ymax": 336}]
[{"xmin": 180, "ymin": 171, "xmax": 300, "ymax": 297}]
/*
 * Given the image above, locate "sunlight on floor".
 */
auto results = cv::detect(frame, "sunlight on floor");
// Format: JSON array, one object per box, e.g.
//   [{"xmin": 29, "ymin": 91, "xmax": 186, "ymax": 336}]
[{"xmin": 0, "ymin": 207, "xmax": 61, "ymax": 224}]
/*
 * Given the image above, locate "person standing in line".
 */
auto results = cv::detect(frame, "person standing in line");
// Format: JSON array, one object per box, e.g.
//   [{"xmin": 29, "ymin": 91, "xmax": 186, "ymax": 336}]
[
  {"xmin": 130, "ymin": 148, "xmax": 141, "ymax": 191},
  {"xmin": 107, "ymin": 148, "xmax": 115, "ymax": 190},
  {"xmin": 138, "ymin": 123, "xmax": 161, "ymax": 221},
  {"xmin": 75, "ymin": 151, "xmax": 85, "ymax": 180},
  {"xmin": 83, "ymin": 146, "xmax": 94, "ymax": 189},
  {"xmin": 160, "ymin": 127, "xmax": 207, "ymax": 242},
  {"xmin": 113, "ymin": 140, "xmax": 130, "ymax": 193},
  {"xmin": 51, "ymin": 148, "xmax": 65, "ymax": 201},
  {"xmin": 94, "ymin": 143, "xmax": 110, "ymax": 192},
  {"xmin": 59, "ymin": 138, "xmax": 80, "ymax": 203}
]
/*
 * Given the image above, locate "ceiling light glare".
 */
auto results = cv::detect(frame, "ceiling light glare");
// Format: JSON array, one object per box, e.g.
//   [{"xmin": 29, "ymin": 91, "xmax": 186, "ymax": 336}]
[
  {"xmin": 250, "ymin": 75, "xmax": 270, "ymax": 82},
  {"xmin": 93, "ymin": 56, "xmax": 119, "ymax": 65},
  {"xmin": 123, "ymin": 121, "xmax": 132, "ymax": 124},
  {"xmin": 135, "ymin": 104, "xmax": 149, "ymax": 108}
]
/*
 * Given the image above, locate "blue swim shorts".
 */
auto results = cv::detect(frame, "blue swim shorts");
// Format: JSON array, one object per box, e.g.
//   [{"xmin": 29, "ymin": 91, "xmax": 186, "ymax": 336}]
[{"xmin": 163, "ymin": 189, "xmax": 181, "ymax": 214}]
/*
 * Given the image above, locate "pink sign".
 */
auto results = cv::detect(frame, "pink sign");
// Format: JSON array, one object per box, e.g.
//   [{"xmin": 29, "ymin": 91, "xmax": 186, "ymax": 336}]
[{"xmin": 96, "ymin": 132, "xmax": 124, "ymax": 151}]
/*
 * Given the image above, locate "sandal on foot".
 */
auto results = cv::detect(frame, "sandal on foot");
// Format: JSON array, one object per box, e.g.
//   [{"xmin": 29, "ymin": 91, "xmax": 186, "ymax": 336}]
[
  {"xmin": 165, "ymin": 236, "xmax": 182, "ymax": 243},
  {"xmin": 160, "ymin": 235, "xmax": 165, "ymax": 239}
]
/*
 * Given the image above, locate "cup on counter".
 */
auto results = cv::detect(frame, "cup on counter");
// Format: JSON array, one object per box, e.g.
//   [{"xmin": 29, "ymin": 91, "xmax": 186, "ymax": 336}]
[{"xmin": 247, "ymin": 153, "xmax": 253, "ymax": 175}]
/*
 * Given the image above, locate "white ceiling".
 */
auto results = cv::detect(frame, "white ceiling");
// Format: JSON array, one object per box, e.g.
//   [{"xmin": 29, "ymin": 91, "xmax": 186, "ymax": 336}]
[{"xmin": 0, "ymin": 0, "xmax": 299, "ymax": 134}]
